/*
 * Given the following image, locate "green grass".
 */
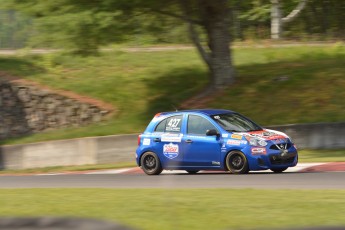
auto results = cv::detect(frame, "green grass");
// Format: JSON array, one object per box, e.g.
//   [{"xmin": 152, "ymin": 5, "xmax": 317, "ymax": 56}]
[
  {"xmin": 0, "ymin": 189, "xmax": 345, "ymax": 230},
  {"xmin": 211, "ymin": 45, "xmax": 345, "ymax": 125},
  {"xmin": 0, "ymin": 43, "xmax": 344, "ymax": 144},
  {"xmin": 298, "ymin": 149, "xmax": 345, "ymax": 162}
]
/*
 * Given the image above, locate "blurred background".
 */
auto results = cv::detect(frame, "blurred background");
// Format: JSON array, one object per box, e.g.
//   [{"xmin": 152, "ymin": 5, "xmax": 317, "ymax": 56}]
[
  {"xmin": 0, "ymin": 0, "xmax": 343, "ymax": 144},
  {"xmin": 0, "ymin": 1, "xmax": 344, "ymax": 230}
]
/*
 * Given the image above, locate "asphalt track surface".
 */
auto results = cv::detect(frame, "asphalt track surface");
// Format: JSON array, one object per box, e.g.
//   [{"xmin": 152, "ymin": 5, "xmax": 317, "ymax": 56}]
[{"xmin": 0, "ymin": 171, "xmax": 344, "ymax": 189}]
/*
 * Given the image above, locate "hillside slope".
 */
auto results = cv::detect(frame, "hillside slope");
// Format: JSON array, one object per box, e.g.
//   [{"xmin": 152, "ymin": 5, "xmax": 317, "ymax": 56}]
[{"xmin": 0, "ymin": 44, "xmax": 344, "ymax": 144}]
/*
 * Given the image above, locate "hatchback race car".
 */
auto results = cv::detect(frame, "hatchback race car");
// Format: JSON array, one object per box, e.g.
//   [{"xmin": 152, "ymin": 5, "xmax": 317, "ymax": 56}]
[{"xmin": 136, "ymin": 109, "xmax": 298, "ymax": 175}]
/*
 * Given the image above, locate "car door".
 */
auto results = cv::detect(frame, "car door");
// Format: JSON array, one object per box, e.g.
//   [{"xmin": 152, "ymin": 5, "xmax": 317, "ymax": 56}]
[
  {"xmin": 150, "ymin": 114, "xmax": 185, "ymax": 167},
  {"xmin": 182, "ymin": 114, "xmax": 222, "ymax": 167}
]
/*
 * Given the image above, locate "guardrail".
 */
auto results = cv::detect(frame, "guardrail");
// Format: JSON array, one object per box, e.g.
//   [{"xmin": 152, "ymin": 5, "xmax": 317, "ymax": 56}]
[{"xmin": 0, "ymin": 122, "xmax": 344, "ymax": 170}]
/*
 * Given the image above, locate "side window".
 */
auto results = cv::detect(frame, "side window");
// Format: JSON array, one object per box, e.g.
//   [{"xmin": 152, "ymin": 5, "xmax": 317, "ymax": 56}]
[
  {"xmin": 187, "ymin": 115, "xmax": 217, "ymax": 135},
  {"xmin": 154, "ymin": 115, "xmax": 183, "ymax": 133},
  {"xmin": 155, "ymin": 119, "xmax": 166, "ymax": 132}
]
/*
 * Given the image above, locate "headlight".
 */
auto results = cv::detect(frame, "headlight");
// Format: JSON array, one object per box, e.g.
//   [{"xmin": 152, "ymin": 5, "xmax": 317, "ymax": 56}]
[
  {"xmin": 287, "ymin": 136, "xmax": 293, "ymax": 144},
  {"xmin": 249, "ymin": 138, "xmax": 267, "ymax": 147}
]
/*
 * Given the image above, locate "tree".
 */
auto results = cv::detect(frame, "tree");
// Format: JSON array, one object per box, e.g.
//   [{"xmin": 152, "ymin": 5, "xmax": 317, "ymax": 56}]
[
  {"xmin": 3, "ymin": 0, "xmax": 235, "ymax": 92},
  {"xmin": 179, "ymin": 0, "xmax": 235, "ymax": 90},
  {"xmin": 271, "ymin": 0, "xmax": 308, "ymax": 39}
]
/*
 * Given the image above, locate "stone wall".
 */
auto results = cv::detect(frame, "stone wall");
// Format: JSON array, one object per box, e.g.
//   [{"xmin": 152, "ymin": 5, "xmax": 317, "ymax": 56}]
[{"xmin": 0, "ymin": 79, "xmax": 113, "ymax": 140}]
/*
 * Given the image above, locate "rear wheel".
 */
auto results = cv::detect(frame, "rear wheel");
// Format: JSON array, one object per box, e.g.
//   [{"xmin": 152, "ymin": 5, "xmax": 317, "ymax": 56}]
[
  {"xmin": 271, "ymin": 167, "xmax": 288, "ymax": 173},
  {"xmin": 186, "ymin": 170, "xmax": 199, "ymax": 174},
  {"xmin": 226, "ymin": 151, "xmax": 249, "ymax": 174},
  {"xmin": 140, "ymin": 152, "xmax": 163, "ymax": 175}
]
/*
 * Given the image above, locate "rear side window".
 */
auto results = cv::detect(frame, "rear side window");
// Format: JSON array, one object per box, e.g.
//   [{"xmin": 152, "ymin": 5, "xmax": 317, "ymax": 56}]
[
  {"xmin": 187, "ymin": 115, "xmax": 217, "ymax": 135},
  {"xmin": 154, "ymin": 115, "xmax": 183, "ymax": 133},
  {"xmin": 155, "ymin": 120, "xmax": 166, "ymax": 132}
]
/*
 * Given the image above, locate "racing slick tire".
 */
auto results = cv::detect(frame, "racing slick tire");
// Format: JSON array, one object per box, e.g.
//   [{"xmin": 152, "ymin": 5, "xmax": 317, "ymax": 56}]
[
  {"xmin": 140, "ymin": 152, "xmax": 163, "ymax": 175},
  {"xmin": 226, "ymin": 150, "xmax": 249, "ymax": 174},
  {"xmin": 186, "ymin": 170, "xmax": 199, "ymax": 174},
  {"xmin": 271, "ymin": 167, "xmax": 288, "ymax": 173}
]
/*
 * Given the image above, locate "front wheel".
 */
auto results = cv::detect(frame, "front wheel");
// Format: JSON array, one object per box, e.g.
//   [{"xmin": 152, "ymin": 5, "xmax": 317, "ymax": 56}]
[
  {"xmin": 225, "ymin": 151, "xmax": 249, "ymax": 174},
  {"xmin": 140, "ymin": 152, "xmax": 163, "ymax": 175},
  {"xmin": 271, "ymin": 167, "xmax": 288, "ymax": 173}
]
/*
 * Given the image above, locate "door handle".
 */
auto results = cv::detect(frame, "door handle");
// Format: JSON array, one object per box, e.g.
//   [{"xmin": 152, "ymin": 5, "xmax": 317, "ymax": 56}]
[
  {"xmin": 185, "ymin": 139, "xmax": 193, "ymax": 143},
  {"xmin": 154, "ymin": 138, "xmax": 161, "ymax": 142}
]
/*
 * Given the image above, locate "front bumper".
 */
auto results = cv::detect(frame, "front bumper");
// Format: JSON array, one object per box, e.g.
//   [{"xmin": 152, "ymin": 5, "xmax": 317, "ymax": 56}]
[{"xmin": 246, "ymin": 144, "xmax": 298, "ymax": 171}]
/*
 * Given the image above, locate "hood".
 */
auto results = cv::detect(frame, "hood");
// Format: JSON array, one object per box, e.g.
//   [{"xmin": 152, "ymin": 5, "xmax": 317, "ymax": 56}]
[{"xmin": 238, "ymin": 129, "xmax": 288, "ymax": 141}]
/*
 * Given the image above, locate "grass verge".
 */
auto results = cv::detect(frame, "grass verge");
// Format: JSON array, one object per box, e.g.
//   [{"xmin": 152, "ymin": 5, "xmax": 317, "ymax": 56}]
[
  {"xmin": 0, "ymin": 44, "xmax": 344, "ymax": 144},
  {"xmin": 1, "ymin": 188, "xmax": 345, "ymax": 230},
  {"xmin": 298, "ymin": 149, "xmax": 345, "ymax": 163}
]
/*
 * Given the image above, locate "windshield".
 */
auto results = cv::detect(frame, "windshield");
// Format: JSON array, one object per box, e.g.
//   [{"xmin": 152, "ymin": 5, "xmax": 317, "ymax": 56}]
[{"xmin": 211, "ymin": 113, "xmax": 262, "ymax": 132}]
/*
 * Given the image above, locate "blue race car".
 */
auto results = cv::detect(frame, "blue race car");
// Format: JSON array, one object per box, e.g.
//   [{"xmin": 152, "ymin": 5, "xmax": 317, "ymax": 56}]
[{"xmin": 136, "ymin": 109, "xmax": 298, "ymax": 175}]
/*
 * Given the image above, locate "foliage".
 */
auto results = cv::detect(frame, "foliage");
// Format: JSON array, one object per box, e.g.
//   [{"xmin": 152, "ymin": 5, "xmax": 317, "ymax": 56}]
[
  {"xmin": 0, "ymin": 0, "xmax": 190, "ymax": 53},
  {"xmin": 239, "ymin": 0, "xmax": 271, "ymax": 22},
  {"xmin": 2, "ymin": 0, "xmax": 139, "ymax": 54},
  {"xmin": 0, "ymin": 44, "xmax": 344, "ymax": 144},
  {"xmin": 1, "ymin": 0, "xmax": 344, "ymax": 50},
  {"xmin": 0, "ymin": 10, "xmax": 32, "ymax": 49}
]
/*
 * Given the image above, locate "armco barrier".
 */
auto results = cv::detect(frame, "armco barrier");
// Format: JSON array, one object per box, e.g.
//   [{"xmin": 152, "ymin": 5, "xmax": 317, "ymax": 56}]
[{"xmin": 0, "ymin": 122, "xmax": 344, "ymax": 170}]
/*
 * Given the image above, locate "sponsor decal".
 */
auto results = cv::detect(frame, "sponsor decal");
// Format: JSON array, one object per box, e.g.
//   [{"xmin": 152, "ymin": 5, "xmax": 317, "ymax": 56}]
[
  {"xmin": 231, "ymin": 134, "xmax": 242, "ymax": 140},
  {"xmin": 222, "ymin": 134, "xmax": 229, "ymax": 138},
  {"xmin": 161, "ymin": 133, "xmax": 183, "ymax": 142},
  {"xmin": 227, "ymin": 140, "xmax": 241, "ymax": 145},
  {"xmin": 212, "ymin": 161, "xmax": 220, "ymax": 165},
  {"xmin": 163, "ymin": 143, "xmax": 179, "ymax": 159},
  {"xmin": 242, "ymin": 129, "xmax": 287, "ymax": 141},
  {"xmin": 251, "ymin": 147, "xmax": 267, "ymax": 155},
  {"xmin": 227, "ymin": 139, "xmax": 248, "ymax": 146},
  {"xmin": 142, "ymin": 138, "xmax": 151, "ymax": 146},
  {"xmin": 221, "ymin": 143, "xmax": 227, "ymax": 152}
]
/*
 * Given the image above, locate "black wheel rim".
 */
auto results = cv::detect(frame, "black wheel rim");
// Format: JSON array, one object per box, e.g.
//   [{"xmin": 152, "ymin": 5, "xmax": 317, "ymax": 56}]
[
  {"xmin": 144, "ymin": 155, "xmax": 156, "ymax": 172},
  {"xmin": 230, "ymin": 154, "xmax": 244, "ymax": 170}
]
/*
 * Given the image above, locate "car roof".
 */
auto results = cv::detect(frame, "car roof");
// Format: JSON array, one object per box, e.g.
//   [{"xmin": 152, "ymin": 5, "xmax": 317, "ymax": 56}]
[{"xmin": 158, "ymin": 109, "xmax": 235, "ymax": 116}]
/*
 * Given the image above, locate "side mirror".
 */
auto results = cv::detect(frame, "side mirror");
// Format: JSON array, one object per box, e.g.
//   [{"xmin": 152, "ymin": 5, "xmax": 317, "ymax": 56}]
[{"xmin": 206, "ymin": 129, "xmax": 219, "ymax": 136}]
